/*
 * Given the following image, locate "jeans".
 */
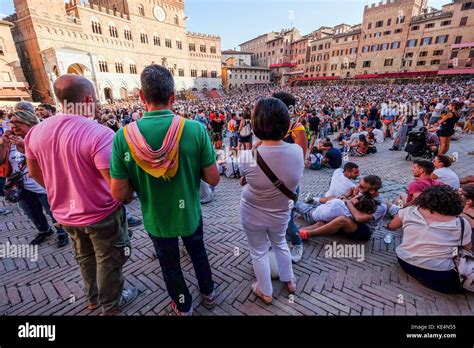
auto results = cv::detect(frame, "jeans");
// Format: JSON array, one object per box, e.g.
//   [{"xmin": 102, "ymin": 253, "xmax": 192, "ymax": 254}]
[
  {"xmin": 242, "ymin": 221, "xmax": 294, "ymax": 296},
  {"xmin": 148, "ymin": 218, "xmax": 214, "ymax": 313},
  {"xmin": 294, "ymin": 201, "xmax": 318, "ymax": 225},
  {"xmin": 0, "ymin": 176, "xmax": 5, "ymax": 196},
  {"xmin": 286, "ymin": 186, "xmax": 302, "ymax": 246},
  {"xmin": 63, "ymin": 206, "xmax": 130, "ymax": 314},
  {"xmin": 19, "ymin": 189, "xmax": 67, "ymax": 237},
  {"xmin": 230, "ymin": 133, "xmax": 239, "ymax": 148}
]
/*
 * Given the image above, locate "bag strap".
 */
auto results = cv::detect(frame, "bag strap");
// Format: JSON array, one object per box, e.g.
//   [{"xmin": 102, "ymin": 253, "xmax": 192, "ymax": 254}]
[
  {"xmin": 254, "ymin": 149, "xmax": 297, "ymax": 202},
  {"xmin": 458, "ymin": 216, "xmax": 465, "ymax": 249}
]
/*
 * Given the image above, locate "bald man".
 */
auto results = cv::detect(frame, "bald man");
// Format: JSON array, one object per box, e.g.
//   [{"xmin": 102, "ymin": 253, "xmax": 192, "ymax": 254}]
[{"xmin": 25, "ymin": 75, "xmax": 138, "ymax": 315}]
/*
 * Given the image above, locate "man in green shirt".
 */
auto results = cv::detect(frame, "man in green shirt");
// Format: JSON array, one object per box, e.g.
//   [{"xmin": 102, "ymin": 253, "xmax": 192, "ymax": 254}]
[{"xmin": 110, "ymin": 65, "xmax": 220, "ymax": 316}]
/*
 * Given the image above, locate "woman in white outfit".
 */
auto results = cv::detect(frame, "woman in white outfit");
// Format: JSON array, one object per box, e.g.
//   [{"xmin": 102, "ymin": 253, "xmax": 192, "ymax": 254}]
[{"xmin": 238, "ymin": 98, "xmax": 304, "ymax": 304}]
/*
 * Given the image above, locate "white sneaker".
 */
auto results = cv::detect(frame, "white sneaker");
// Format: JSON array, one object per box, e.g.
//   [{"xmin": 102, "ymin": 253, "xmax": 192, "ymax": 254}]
[{"xmin": 291, "ymin": 245, "xmax": 303, "ymax": 263}]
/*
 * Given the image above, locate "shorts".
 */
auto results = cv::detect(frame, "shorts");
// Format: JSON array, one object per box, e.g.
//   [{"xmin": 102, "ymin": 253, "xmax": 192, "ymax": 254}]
[
  {"xmin": 338, "ymin": 222, "xmax": 371, "ymax": 241},
  {"xmin": 437, "ymin": 128, "xmax": 455, "ymax": 138},
  {"xmin": 239, "ymin": 134, "xmax": 252, "ymax": 144}
]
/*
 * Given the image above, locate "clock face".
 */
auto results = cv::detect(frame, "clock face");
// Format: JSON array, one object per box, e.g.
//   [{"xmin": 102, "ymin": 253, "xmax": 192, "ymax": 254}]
[{"xmin": 153, "ymin": 6, "xmax": 166, "ymax": 22}]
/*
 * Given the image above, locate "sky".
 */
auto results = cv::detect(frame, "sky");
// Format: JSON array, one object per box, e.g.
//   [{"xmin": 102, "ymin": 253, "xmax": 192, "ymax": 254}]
[{"xmin": 1, "ymin": 0, "xmax": 449, "ymax": 49}]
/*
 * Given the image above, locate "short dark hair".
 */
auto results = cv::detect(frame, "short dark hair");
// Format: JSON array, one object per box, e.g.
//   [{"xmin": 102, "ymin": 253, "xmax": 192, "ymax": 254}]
[
  {"xmin": 322, "ymin": 141, "xmax": 333, "ymax": 148},
  {"xmin": 38, "ymin": 103, "xmax": 56, "ymax": 114},
  {"xmin": 141, "ymin": 64, "xmax": 175, "ymax": 106},
  {"xmin": 436, "ymin": 155, "xmax": 452, "ymax": 168},
  {"xmin": 414, "ymin": 159, "xmax": 435, "ymax": 175},
  {"xmin": 272, "ymin": 92, "xmax": 296, "ymax": 109},
  {"xmin": 413, "ymin": 185, "xmax": 463, "ymax": 216},
  {"xmin": 363, "ymin": 175, "xmax": 382, "ymax": 191},
  {"xmin": 343, "ymin": 162, "xmax": 359, "ymax": 172},
  {"xmin": 251, "ymin": 97, "xmax": 290, "ymax": 141}
]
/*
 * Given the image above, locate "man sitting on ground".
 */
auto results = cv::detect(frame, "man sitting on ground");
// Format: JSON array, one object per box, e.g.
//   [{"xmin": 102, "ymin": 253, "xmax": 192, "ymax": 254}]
[
  {"xmin": 321, "ymin": 141, "xmax": 342, "ymax": 169},
  {"xmin": 299, "ymin": 175, "xmax": 387, "ymax": 242}
]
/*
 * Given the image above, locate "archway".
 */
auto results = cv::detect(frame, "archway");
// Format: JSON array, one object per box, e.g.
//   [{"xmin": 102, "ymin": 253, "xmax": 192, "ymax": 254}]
[
  {"xmin": 104, "ymin": 87, "xmax": 113, "ymax": 101},
  {"xmin": 67, "ymin": 63, "xmax": 90, "ymax": 76},
  {"xmin": 120, "ymin": 87, "xmax": 128, "ymax": 100}
]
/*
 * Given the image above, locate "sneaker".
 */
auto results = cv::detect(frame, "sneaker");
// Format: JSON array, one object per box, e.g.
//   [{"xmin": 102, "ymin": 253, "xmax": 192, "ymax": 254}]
[
  {"xmin": 127, "ymin": 216, "xmax": 142, "ymax": 227},
  {"xmin": 118, "ymin": 287, "xmax": 139, "ymax": 308},
  {"xmin": 291, "ymin": 244, "xmax": 303, "ymax": 263},
  {"xmin": 171, "ymin": 301, "xmax": 193, "ymax": 316},
  {"xmin": 0, "ymin": 208, "xmax": 11, "ymax": 216},
  {"xmin": 57, "ymin": 234, "xmax": 69, "ymax": 248},
  {"xmin": 202, "ymin": 290, "xmax": 216, "ymax": 309},
  {"xmin": 30, "ymin": 230, "xmax": 54, "ymax": 245},
  {"xmin": 305, "ymin": 193, "xmax": 314, "ymax": 204}
]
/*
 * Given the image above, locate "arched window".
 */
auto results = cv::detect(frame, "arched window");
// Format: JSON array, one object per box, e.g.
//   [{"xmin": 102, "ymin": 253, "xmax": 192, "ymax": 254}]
[
  {"xmin": 176, "ymin": 37, "xmax": 182, "ymax": 50},
  {"xmin": 91, "ymin": 18, "xmax": 102, "ymax": 34},
  {"xmin": 153, "ymin": 34, "xmax": 161, "ymax": 46},
  {"xmin": 200, "ymin": 43, "xmax": 206, "ymax": 53},
  {"xmin": 138, "ymin": 4, "xmax": 145, "ymax": 16},
  {"xmin": 211, "ymin": 70, "xmax": 217, "ymax": 78},
  {"xmin": 129, "ymin": 60, "xmax": 137, "ymax": 74},
  {"xmin": 189, "ymin": 41, "xmax": 196, "ymax": 52},
  {"xmin": 190, "ymin": 67, "xmax": 197, "ymax": 77},
  {"xmin": 201, "ymin": 69, "xmax": 208, "ymax": 78},
  {"xmin": 165, "ymin": 38, "xmax": 172, "ymax": 48},
  {"xmin": 98, "ymin": 58, "xmax": 108, "ymax": 72},
  {"xmin": 210, "ymin": 45, "xmax": 216, "ymax": 54},
  {"xmin": 109, "ymin": 22, "xmax": 118, "ymax": 38},
  {"xmin": 124, "ymin": 27, "xmax": 132, "ymax": 41},
  {"xmin": 140, "ymin": 32, "xmax": 148, "ymax": 44},
  {"xmin": 115, "ymin": 61, "xmax": 124, "ymax": 74},
  {"xmin": 178, "ymin": 68, "xmax": 185, "ymax": 77},
  {"xmin": 174, "ymin": 15, "xmax": 179, "ymax": 26}
]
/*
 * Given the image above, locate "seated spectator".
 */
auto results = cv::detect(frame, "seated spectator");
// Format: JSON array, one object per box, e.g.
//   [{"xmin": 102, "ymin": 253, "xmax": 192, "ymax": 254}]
[
  {"xmin": 387, "ymin": 185, "xmax": 472, "ymax": 294},
  {"xmin": 299, "ymin": 175, "xmax": 387, "ymax": 242},
  {"xmin": 431, "ymin": 155, "xmax": 460, "ymax": 189},
  {"xmin": 307, "ymin": 162, "xmax": 359, "ymax": 204},
  {"xmin": 461, "ymin": 184, "xmax": 474, "ymax": 244},
  {"xmin": 367, "ymin": 126, "xmax": 384, "ymax": 143},
  {"xmin": 348, "ymin": 134, "xmax": 369, "ymax": 157},
  {"xmin": 397, "ymin": 160, "xmax": 444, "ymax": 206},
  {"xmin": 305, "ymin": 147, "xmax": 324, "ymax": 170},
  {"xmin": 296, "ymin": 195, "xmax": 376, "ymax": 226},
  {"xmin": 366, "ymin": 132, "xmax": 377, "ymax": 154},
  {"xmin": 320, "ymin": 141, "xmax": 342, "ymax": 169}
]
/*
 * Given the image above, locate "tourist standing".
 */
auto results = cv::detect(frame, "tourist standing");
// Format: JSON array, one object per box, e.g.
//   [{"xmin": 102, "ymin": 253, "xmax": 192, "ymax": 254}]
[
  {"xmin": 110, "ymin": 65, "xmax": 219, "ymax": 316},
  {"xmin": 25, "ymin": 75, "xmax": 138, "ymax": 315}
]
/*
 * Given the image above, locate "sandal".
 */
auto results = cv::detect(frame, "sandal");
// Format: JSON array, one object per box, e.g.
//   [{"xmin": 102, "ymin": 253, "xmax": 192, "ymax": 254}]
[
  {"xmin": 251, "ymin": 282, "xmax": 272, "ymax": 305},
  {"xmin": 287, "ymin": 278, "xmax": 297, "ymax": 294}
]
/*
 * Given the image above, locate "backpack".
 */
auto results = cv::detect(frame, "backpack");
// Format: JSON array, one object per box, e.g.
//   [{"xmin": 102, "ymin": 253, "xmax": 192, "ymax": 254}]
[
  {"xmin": 453, "ymin": 217, "xmax": 474, "ymax": 292},
  {"xmin": 239, "ymin": 120, "xmax": 251, "ymax": 137}
]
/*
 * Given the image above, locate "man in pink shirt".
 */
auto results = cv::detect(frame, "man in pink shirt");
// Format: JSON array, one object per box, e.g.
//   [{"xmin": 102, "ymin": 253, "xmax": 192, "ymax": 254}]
[
  {"xmin": 404, "ymin": 160, "xmax": 444, "ymax": 204},
  {"xmin": 25, "ymin": 75, "xmax": 137, "ymax": 315}
]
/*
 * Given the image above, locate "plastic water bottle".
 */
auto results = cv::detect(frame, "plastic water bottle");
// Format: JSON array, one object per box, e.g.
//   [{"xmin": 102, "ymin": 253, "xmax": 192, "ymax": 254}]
[{"xmin": 384, "ymin": 233, "xmax": 393, "ymax": 244}]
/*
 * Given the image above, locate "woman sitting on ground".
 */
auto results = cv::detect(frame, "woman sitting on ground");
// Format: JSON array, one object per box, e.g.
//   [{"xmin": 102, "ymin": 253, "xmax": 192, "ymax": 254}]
[
  {"xmin": 461, "ymin": 184, "xmax": 474, "ymax": 245},
  {"xmin": 431, "ymin": 154, "xmax": 460, "ymax": 189},
  {"xmin": 346, "ymin": 134, "xmax": 368, "ymax": 157},
  {"xmin": 387, "ymin": 185, "xmax": 472, "ymax": 294}
]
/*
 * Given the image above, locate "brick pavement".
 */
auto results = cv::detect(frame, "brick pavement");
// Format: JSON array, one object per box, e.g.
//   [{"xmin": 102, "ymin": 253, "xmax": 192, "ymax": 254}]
[{"xmin": 1, "ymin": 134, "xmax": 473, "ymax": 316}]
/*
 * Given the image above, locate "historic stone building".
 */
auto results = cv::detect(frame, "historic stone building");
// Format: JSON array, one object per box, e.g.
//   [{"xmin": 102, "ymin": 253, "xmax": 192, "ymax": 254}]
[
  {"xmin": 239, "ymin": 0, "xmax": 474, "ymax": 85},
  {"xmin": 5, "ymin": 0, "xmax": 222, "ymax": 103},
  {"xmin": 0, "ymin": 19, "xmax": 29, "ymax": 102},
  {"xmin": 221, "ymin": 55, "xmax": 270, "ymax": 91}
]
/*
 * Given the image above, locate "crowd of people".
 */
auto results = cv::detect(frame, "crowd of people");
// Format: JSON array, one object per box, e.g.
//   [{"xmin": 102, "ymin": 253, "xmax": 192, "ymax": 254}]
[{"xmin": 0, "ymin": 71, "xmax": 473, "ymax": 314}]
